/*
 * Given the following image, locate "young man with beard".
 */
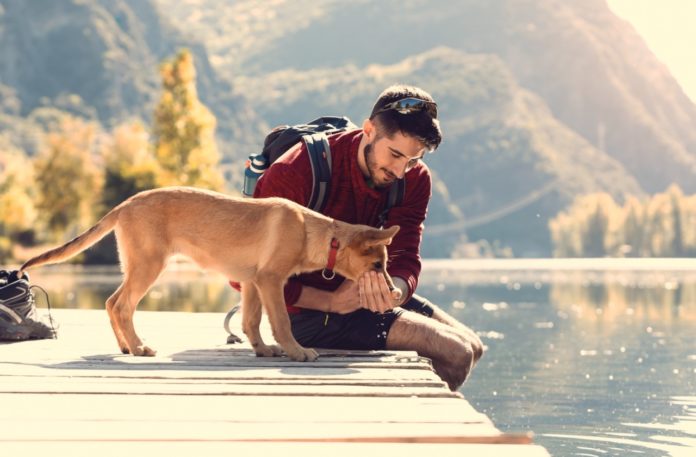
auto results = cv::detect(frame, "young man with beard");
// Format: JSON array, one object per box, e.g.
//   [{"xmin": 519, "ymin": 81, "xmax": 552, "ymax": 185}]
[{"xmin": 253, "ymin": 85, "xmax": 483, "ymax": 390}]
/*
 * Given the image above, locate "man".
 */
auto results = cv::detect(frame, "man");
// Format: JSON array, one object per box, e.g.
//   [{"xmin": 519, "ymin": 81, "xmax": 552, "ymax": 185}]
[{"xmin": 254, "ymin": 85, "xmax": 483, "ymax": 390}]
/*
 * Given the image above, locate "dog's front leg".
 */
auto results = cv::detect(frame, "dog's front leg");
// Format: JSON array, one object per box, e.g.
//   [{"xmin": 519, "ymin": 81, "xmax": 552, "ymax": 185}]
[
  {"xmin": 255, "ymin": 274, "xmax": 318, "ymax": 362},
  {"xmin": 240, "ymin": 281, "xmax": 283, "ymax": 357}
]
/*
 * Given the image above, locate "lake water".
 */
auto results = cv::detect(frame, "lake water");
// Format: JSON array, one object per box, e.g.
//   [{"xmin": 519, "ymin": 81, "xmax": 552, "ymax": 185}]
[{"xmin": 26, "ymin": 259, "xmax": 696, "ymax": 456}]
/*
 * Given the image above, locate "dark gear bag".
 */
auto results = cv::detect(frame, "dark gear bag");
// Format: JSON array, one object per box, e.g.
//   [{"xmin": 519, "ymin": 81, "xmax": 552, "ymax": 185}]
[
  {"xmin": 242, "ymin": 116, "xmax": 405, "ymax": 225},
  {"xmin": 0, "ymin": 269, "xmax": 57, "ymax": 341}
]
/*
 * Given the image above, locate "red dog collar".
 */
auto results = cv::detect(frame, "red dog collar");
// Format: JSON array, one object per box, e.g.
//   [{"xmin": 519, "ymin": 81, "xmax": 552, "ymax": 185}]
[{"xmin": 322, "ymin": 238, "xmax": 340, "ymax": 280}]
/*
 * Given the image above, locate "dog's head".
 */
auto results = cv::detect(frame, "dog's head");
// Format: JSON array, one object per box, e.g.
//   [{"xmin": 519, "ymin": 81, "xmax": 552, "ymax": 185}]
[{"xmin": 336, "ymin": 225, "xmax": 400, "ymax": 291}]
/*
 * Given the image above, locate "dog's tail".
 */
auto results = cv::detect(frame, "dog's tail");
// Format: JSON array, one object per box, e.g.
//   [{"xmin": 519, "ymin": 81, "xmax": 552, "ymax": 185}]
[{"xmin": 19, "ymin": 207, "xmax": 122, "ymax": 276}]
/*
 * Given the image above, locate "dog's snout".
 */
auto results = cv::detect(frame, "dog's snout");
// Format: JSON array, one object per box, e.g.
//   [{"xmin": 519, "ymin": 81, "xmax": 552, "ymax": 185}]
[{"xmin": 373, "ymin": 261, "xmax": 383, "ymax": 270}]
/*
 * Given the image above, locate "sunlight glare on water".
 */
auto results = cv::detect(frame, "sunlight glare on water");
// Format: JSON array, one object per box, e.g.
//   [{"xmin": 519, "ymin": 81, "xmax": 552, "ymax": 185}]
[{"xmin": 419, "ymin": 259, "xmax": 696, "ymax": 457}]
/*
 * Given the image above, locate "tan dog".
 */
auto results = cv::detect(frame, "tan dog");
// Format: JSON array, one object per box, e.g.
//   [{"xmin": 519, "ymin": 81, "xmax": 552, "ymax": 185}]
[{"xmin": 19, "ymin": 187, "xmax": 400, "ymax": 361}]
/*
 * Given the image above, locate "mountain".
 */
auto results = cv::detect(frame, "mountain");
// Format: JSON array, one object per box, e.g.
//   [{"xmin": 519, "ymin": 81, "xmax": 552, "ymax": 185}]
[
  {"xmin": 0, "ymin": 0, "xmax": 261, "ymax": 154},
  {"xmin": 162, "ymin": 0, "xmax": 696, "ymax": 195}
]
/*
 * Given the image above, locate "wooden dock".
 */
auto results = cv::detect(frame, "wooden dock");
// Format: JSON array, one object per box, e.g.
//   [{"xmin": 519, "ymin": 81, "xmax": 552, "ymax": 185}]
[{"xmin": 0, "ymin": 309, "xmax": 549, "ymax": 456}]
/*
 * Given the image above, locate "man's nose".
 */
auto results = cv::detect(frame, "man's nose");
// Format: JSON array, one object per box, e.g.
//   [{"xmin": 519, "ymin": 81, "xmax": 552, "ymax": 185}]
[{"xmin": 389, "ymin": 161, "xmax": 407, "ymax": 179}]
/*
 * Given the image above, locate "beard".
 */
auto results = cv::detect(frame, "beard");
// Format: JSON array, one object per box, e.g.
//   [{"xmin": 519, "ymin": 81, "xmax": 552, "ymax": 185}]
[{"xmin": 364, "ymin": 141, "xmax": 396, "ymax": 188}]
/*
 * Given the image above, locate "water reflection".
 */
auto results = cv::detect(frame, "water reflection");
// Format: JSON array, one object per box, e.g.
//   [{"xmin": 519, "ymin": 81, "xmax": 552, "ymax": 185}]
[
  {"xmin": 417, "ymin": 265, "xmax": 696, "ymax": 457},
  {"xmin": 28, "ymin": 264, "xmax": 240, "ymax": 313},
  {"xmin": 550, "ymin": 275, "xmax": 696, "ymax": 326}
]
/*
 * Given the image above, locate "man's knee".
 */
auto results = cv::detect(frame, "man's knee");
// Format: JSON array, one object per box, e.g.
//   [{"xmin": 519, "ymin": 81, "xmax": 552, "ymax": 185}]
[
  {"xmin": 436, "ymin": 337, "xmax": 476, "ymax": 390},
  {"xmin": 452, "ymin": 339, "xmax": 475, "ymax": 371},
  {"xmin": 408, "ymin": 294, "xmax": 484, "ymax": 362},
  {"xmin": 447, "ymin": 327, "xmax": 483, "ymax": 365},
  {"xmin": 469, "ymin": 333, "xmax": 484, "ymax": 362}
]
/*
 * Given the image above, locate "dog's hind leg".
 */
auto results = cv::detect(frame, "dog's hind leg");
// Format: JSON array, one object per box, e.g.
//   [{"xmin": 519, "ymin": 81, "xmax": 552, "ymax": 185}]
[
  {"xmin": 241, "ymin": 281, "xmax": 283, "ymax": 357},
  {"xmin": 105, "ymin": 284, "xmax": 130, "ymax": 354},
  {"xmin": 112, "ymin": 256, "xmax": 166, "ymax": 356},
  {"xmin": 255, "ymin": 272, "xmax": 318, "ymax": 362}
]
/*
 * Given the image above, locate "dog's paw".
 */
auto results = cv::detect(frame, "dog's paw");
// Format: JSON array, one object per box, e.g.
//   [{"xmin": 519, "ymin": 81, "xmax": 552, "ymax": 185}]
[
  {"xmin": 268, "ymin": 344, "xmax": 284, "ymax": 356},
  {"xmin": 253, "ymin": 344, "xmax": 283, "ymax": 358},
  {"xmin": 287, "ymin": 347, "xmax": 319, "ymax": 362},
  {"xmin": 133, "ymin": 345, "xmax": 157, "ymax": 357},
  {"xmin": 120, "ymin": 346, "xmax": 130, "ymax": 355}
]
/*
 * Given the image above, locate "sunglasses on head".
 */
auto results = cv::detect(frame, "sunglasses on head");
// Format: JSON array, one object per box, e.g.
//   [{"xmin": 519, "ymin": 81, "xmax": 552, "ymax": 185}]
[{"xmin": 373, "ymin": 97, "xmax": 438, "ymax": 118}]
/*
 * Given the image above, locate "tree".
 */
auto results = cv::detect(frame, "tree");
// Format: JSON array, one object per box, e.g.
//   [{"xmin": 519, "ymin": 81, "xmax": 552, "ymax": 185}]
[
  {"xmin": 32, "ymin": 116, "xmax": 103, "ymax": 241},
  {"xmin": 82, "ymin": 122, "xmax": 160, "ymax": 264},
  {"xmin": 581, "ymin": 195, "xmax": 613, "ymax": 257},
  {"xmin": 0, "ymin": 148, "xmax": 38, "ymax": 260},
  {"xmin": 621, "ymin": 196, "xmax": 645, "ymax": 257},
  {"xmin": 102, "ymin": 122, "xmax": 159, "ymax": 209},
  {"xmin": 551, "ymin": 186, "xmax": 696, "ymax": 258},
  {"xmin": 152, "ymin": 49, "xmax": 223, "ymax": 190},
  {"xmin": 0, "ymin": 149, "xmax": 37, "ymax": 235},
  {"xmin": 549, "ymin": 193, "xmax": 620, "ymax": 257},
  {"xmin": 549, "ymin": 212, "xmax": 581, "ymax": 257},
  {"xmin": 645, "ymin": 190, "xmax": 674, "ymax": 256},
  {"xmin": 667, "ymin": 184, "xmax": 684, "ymax": 256},
  {"xmin": 681, "ymin": 193, "xmax": 696, "ymax": 255}
]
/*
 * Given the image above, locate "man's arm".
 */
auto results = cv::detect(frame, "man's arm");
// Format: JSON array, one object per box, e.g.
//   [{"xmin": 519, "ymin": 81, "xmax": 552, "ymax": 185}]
[
  {"xmin": 383, "ymin": 165, "xmax": 432, "ymax": 300},
  {"xmin": 293, "ymin": 273, "xmax": 401, "ymax": 314},
  {"xmin": 292, "ymin": 282, "xmax": 359, "ymax": 314}
]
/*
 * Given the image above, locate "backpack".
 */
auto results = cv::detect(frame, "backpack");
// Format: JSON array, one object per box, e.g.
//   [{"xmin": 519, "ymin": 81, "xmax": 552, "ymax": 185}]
[{"xmin": 243, "ymin": 116, "xmax": 405, "ymax": 226}]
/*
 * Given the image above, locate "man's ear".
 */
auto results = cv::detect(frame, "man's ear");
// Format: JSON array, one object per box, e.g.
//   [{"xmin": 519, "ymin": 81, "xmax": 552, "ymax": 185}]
[
  {"xmin": 360, "ymin": 225, "xmax": 400, "ymax": 247},
  {"xmin": 362, "ymin": 118, "xmax": 376, "ymax": 142}
]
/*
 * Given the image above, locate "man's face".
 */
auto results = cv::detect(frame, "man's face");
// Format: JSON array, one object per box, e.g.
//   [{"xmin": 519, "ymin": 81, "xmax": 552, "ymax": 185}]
[{"xmin": 364, "ymin": 130, "xmax": 428, "ymax": 188}]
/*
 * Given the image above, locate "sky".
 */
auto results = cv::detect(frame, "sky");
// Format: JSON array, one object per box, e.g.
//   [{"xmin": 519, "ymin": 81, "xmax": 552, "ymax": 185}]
[{"xmin": 607, "ymin": 0, "xmax": 696, "ymax": 104}]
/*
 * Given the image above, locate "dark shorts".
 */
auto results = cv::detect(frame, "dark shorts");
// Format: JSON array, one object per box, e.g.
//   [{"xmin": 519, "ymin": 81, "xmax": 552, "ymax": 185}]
[{"xmin": 289, "ymin": 294, "xmax": 433, "ymax": 350}]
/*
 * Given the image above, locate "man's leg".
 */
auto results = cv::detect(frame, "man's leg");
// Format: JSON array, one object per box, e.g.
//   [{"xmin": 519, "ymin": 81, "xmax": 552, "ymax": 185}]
[
  {"xmin": 402, "ymin": 294, "xmax": 484, "ymax": 360},
  {"xmin": 386, "ymin": 304, "xmax": 483, "ymax": 391}
]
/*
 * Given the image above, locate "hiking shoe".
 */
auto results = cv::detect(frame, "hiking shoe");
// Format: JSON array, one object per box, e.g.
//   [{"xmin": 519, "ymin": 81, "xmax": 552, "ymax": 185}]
[{"xmin": 0, "ymin": 270, "xmax": 57, "ymax": 341}]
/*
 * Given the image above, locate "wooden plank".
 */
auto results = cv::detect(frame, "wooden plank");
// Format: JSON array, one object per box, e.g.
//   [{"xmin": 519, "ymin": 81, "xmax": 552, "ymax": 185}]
[
  {"xmin": 0, "ymin": 378, "xmax": 458, "ymax": 397},
  {"xmin": 0, "ymin": 365, "xmax": 445, "ymax": 383},
  {"xmin": 235, "ymin": 435, "xmax": 535, "ymax": 444},
  {"xmin": 0, "ymin": 393, "xmax": 499, "ymax": 441},
  {"xmin": 0, "ymin": 394, "xmax": 489, "ymax": 424},
  {"xmin": 0, "ymin": 355, "xmax": 433, "ymax": 370},
  {"xmin": 0, "ymin": 420, "xmax": 508, "ymax": 442},
  {"xmin": 0, "ymin": 442, "xmax": 551, "ymax": 457}
]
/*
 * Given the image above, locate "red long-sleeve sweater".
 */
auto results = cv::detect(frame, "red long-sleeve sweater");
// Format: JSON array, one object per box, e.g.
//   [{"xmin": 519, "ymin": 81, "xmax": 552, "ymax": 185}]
[{"xmin": 253, "ymin": 129, "xmax": 431, "ymax": 314}]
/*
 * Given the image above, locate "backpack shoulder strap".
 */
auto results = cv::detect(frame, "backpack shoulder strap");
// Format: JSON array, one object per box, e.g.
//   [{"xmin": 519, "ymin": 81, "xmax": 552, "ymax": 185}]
[
  {"xmin": 302, "ymin": 129, "xmax": 405, "ymax": 223},
  {"xmin": 388, "ymin": 178, "xmax": 405, "ymax": 209},
  {"xmin": 377, "ymin": 178, "xmax": 406, "ymax": 228},
  {"xmin": 303, "ymin": 132, "xmax": 332, "ymax": 212}
]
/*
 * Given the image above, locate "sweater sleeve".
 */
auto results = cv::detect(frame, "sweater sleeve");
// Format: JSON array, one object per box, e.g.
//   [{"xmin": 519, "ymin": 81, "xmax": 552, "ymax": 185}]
[
  {"xmin": 253, "ymin": 145, "xmax": 312, "ymax": 306},
  {"xmin": 384, "ymin": 166, "xmax": 432, "ymax": 300}
]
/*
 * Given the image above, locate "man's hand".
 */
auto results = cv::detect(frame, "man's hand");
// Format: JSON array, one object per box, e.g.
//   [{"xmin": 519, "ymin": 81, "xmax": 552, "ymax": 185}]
[
  {"xmin": 295, "ymin": 273, "xmax": 403, "ymax": 315},
  {"xmin": 327, "ymin": 279, "xmax": 363, "ymax": 314},
  {"xmin": 359, "ymin": 271, "xmax": 402, "ymax": 314}
]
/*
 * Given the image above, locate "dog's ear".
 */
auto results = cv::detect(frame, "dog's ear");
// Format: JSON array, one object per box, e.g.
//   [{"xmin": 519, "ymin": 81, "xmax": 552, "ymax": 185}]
[{"xmin": 356, "ymin": 225, "xmax": 400, "ymax": 247}]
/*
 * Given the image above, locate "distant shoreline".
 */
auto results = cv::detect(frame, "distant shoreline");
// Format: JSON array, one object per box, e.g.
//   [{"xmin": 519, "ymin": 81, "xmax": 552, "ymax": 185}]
[
  {"xmin": 16, "ymin": 257, "xmax": 696, "ymax": 275},
  {"xmin": 423, "ymin": 258, "xmax": 696, "ymax": 271}
]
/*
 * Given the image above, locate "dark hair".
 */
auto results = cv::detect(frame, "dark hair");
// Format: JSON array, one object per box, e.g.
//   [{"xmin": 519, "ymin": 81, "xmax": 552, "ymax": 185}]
[{"xmin": 369, "ymin": 84, "xmax": 442, "ymax": 151}]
